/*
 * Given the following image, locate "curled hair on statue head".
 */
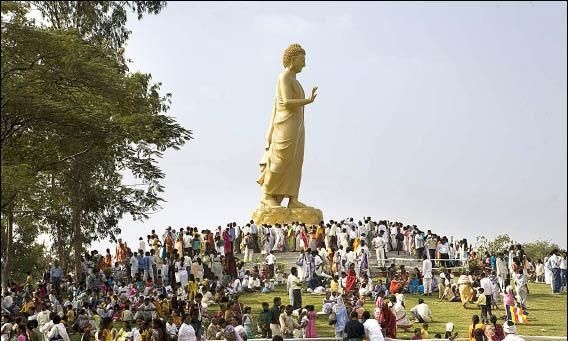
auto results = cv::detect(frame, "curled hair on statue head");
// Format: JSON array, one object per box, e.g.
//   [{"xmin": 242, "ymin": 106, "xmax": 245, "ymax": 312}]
[{"xmin": 282, "ymin": 44, "xmax": 306, "ymax": 68}]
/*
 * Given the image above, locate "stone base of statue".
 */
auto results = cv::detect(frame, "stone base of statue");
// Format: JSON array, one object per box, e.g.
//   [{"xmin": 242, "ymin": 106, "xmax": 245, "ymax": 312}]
[{"xmin": 252, "ymin": 205, "xmax": 323, "ymax": 226}]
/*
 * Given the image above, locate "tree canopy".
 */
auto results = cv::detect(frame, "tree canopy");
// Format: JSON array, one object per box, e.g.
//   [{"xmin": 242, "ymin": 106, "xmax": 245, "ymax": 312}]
[{"xmin": 1, "ymin": 1, "xmax": 192, "ymax": 287}]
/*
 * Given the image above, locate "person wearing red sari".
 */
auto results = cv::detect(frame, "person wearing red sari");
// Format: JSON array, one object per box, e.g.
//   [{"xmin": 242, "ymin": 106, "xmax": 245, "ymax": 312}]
[
  {"xmin": 345, "ymin": 263, "xmax": 357, "ymax": 293},
  {"xmin": 207, "ymin": 231, "xmax": 215, "ymax": 253},
  {"xmin": 222, "ymin": 228, "xmax": 231, "ymax": 255},
  {"xmin": 379, "ymin": 302, "xmax": 397, "ymax": 339}
]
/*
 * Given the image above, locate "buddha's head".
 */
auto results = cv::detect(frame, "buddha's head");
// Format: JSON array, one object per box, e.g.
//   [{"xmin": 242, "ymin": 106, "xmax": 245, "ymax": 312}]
[{"xmin": 283, "ymin": 43, "xmax": 306, "ymax": 73}]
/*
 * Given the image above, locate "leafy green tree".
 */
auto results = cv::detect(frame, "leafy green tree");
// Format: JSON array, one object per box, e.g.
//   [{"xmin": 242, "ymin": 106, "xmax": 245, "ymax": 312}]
[
  {"xmin": 523, "ymin": 240, "xmax": 560, "ymax": 262},
  {"xmin": 475, "ymin": 234, "xmax": 515, "ymax": 256},
  {"xmin": 29, "ymin": 1, "xmax": 166, "ymax": 50},
  {"xmin": 1, "ymin": 1, "xmax": 192, "ymax": 284}
]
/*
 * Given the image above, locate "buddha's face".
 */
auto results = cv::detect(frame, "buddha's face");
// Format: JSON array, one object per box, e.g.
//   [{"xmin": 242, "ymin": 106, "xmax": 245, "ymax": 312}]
[{"xmin": 291, "ymin": 53, "xmax": 306, "ymax": 73}]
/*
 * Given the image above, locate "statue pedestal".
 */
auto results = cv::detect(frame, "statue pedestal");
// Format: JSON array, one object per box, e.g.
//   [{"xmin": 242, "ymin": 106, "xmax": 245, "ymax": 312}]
[{"xmin": 252, "ymin": 206, "xmax": 323, "ymax": 225}]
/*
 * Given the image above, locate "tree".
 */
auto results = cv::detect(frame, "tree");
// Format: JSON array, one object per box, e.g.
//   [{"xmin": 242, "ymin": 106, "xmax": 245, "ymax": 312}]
[
  {"xmin": 1, "ymin": 1, "xmax": 192, "ymax": 285},
  {"xmin": 29, "ymin": 1, "xmax": 167, "ymax": 51},
  {"xmin": 475, "ymin": 234, "xmax": 516, "ymax": 256},
  {"xmin": 523, "ymin": 240, "xmax": 560, "ymax": 262}
]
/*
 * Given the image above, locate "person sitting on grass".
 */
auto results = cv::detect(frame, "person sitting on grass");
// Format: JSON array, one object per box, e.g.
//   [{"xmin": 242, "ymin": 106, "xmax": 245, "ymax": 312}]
[
  {"xmin": 468, "ymin": 315, "xmax": 485, "ymax": 341},
  {"xmin": 411, "ymin": 328, "xmax": 422, "ymax": 340},
  {"xmin": 420, "ymin": 322, "xmax": 429, "ymax": 339},
  {"xmin": 410, "ymin": 299, "xmax": 432, "ymax": 323},
  {"xmin": 389, "ymin": 296, "xmax": 412, "ymax": 331}
]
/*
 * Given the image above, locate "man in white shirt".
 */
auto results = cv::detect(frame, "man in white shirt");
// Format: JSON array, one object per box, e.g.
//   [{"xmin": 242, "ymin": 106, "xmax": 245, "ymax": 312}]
[
  {"xmin": 266, "ymin": 251, "xmax": 277, "ymax": 279},
  {"xmin": 362, "ymin": 310, "xmax": 385, "ymax": 341},
  {"xmin": 138, "ymin": 237, "xmax": 146, "ymax": 254},
  {"xmin": 372, "ymin": 231, "xmax": 388, "ymax": 267},
  {"xmin": 314, "ymin": 252, "xmax": 332, "ymax": 279},
  {"xmin": 480, "ymin": 271, "xmax": 494, "ymax": 323},
  {"xmin": 178, "ymin": 314, "xmax": 197, "ymax": 341},
  {"xmin": 422, "ymin": 255, "xmax": 433, "ymax": 295},
  {"xmin": 358, "ymin": 222, "xmax": 369, "ymax": 244},
  {"xmin": 389, "ymin": 223, "xmax": 398, "ymax": 251},
  {"xmin": 549, "ymin": 250, "xmax": 562, "ymax": 294},
  {"xmin": 410, "ymin": 298, "xmax": 433, "ymax": 323},
  {"xmin": 348, "ymin": 226, "xmax": 358, "ymax": 243},
  {"xmin": 183, "ymin": 231, "xmax": 193, "ymax": 257},
  {"xmin": 233, "ymin": 224, "xmax": 242, "ymax": 254},
  {"xmin": 287, "ymin": 268, "xmax": 302, "ymax": 309},
  {"xmin": 560, "ymin": 251, "xmax": 567, "ymax": 292},
  {"xmin": 496, "ymin": 253, "xmax": 508, "ymax": 292},
  {"xmin": 130, "ymin": 253, "xmax": 139, "ymax": 280},
  {"xmin": 244, "ymin": 233, "xmax": 255, "ymax": 263}
]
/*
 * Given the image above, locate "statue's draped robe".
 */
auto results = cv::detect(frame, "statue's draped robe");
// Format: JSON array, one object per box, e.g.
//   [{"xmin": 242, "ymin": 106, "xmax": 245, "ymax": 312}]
[{"xmin": 257, "ymin": 78, "xmax": 305, "ymax": 197}]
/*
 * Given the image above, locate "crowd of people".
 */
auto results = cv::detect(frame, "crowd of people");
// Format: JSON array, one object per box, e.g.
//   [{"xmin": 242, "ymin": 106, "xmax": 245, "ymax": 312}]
[{"xmin": 1, "ymin": 218, "xmax": 566, "ymax": 341}]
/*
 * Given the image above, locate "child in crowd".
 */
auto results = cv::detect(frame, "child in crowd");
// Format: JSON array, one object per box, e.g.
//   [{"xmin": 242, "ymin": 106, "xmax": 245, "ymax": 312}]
[
  {"xmin": 242, "ymin": 306, "xmax": 254, "ymax": 339},
  {"xmin": 322, "ymin": 292, "xmax": 336, "ymax": 314},
  {"xmin": 420, "ymin": 323, "xmax": 429, "ymax": 339},
  {"xmin": 257, "ymin": 302, "xmax": 271, "ymax": 338},
  {"xmin": 411, "ymin": 328, "xmax": 422, "ymax": 340},
  {"xmin": 475, "ymin": 288, "xmax": 488, "ymax": 323}
]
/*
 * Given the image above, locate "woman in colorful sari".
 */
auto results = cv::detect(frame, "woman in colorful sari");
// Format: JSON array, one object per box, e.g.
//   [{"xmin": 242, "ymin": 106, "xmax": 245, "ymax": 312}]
[
  {"xmin": 300, "ymin": 227, "xmax": 309, "ymax": 252},
  {"xmin": 359, "ymin": 249, "xmax": 369, "ymax": 278},
  {"xmin": 287, "ymin": 225, "xmax": 296, "ymax": 252},
  {"xmin": 222, "ymin": 228, "xmax": 231, "ymax": 255},
  {"xmin": 353, "ymin": 237, "xmax": 361, "ymax": 254},
  {"xmin": 308, "ymin": 229, "xmax": 317, "ymax": 251},
  {"xmin": 152, "ymin": 237, "xmax": 160, "ymax": 258},
  {"xmin": 206, "ymin": 231, "xmax": 215, "ymax": 254},
  {"xmin": 389, "ymin": 296, "xmax": 412, "ymax": 331},
  {"xmin": 379, "ymin": 302, "xmax": 397, "ymax": 339},
  {"xmin": 345, "ymin": 263, "xmax": 357, "ymax": 293},
  {"xmin": 175, "ymin": 230, "xmax": 184, "ymax": 258}
]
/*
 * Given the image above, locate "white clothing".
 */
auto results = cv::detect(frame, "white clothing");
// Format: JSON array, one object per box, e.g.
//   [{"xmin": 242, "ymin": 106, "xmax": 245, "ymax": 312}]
[
  {"xmin": 422, "ymin": 259, "xmax": 433, "ymax": 278},
  {"xmin": 266, "ymin": 254, "xmax": 276, "ymax": 265},
  {"xmin": 178, "ymin": 323, "xmax": 197, "ymax": 341},
  {"xmin": 166, "ymin": 322, "xmax": 178, "ymax": 338},
  {"xmin": 410, "ymin": 303, "xmax": 432, "ymax": 322},
  {"xmin": 480, "ymin": 277, "xmax": 494, "ymax": 296},
  {"xmin": 47, "ymin": 323, "xmax": 70, "ymax": 341},
  {"xmin": 363, "ymin": 319, "xmax": 385, "ymax": 341}
]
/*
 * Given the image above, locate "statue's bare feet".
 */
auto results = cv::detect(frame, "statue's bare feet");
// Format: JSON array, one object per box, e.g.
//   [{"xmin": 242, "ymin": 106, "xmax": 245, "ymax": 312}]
[
  {"xmin": 261, "ymin": 194, "xmax": 281, "ymax": 207},
  {"xmin": 288, "ymin": 197, "xmax": 308, "ymax": 208}
]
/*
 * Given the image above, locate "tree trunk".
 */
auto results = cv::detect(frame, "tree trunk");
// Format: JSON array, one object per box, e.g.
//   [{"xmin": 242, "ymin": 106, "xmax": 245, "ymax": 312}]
[
  {"xmin": 1, "ymin": 202, "xmax": 14, "ymax": 290},
  {"xmin": 72, "ymin": 201, "xmax": 82, "ymax": 282},
  {"xmin": 51, "ymin": 174, "xmax": 67, "ymax": 272}
]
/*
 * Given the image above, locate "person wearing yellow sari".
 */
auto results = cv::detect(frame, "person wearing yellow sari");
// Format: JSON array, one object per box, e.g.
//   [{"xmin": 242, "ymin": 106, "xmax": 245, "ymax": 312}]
[
  {"xmin": 457, "ymin": 272, "xmax": 475, "ymax": 308},
  {"xmin": 187, "ymin": 275, "xmax": 199, "ymax": 301},
  {"xmin": 353, "ymin": 237, "xmax": 361, "ymax": 253}
]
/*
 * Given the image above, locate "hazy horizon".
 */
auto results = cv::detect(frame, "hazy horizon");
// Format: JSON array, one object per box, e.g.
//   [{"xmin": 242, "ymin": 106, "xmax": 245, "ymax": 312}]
[{"xmin": 84, "ymin": 1, "xmax": 566, "ymax": 253}]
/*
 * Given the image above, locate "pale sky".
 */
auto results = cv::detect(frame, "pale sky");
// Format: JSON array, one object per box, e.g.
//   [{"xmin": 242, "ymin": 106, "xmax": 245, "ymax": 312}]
[{"xmin": 89, "ymin": 1, "xmax": 567, "ymax": 252}]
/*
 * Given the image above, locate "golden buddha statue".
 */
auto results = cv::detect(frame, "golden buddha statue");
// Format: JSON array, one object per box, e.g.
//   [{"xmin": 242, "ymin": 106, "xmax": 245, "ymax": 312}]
[{"xmin": 257, "ymin": 43, "xmax": 318, "ymax": 208}]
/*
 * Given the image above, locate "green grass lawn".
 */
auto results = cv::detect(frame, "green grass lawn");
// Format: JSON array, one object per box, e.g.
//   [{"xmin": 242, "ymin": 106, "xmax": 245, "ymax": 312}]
[
  {"xmin": 69, "ymin": 283, "xmax": 566, "ymax": 341},
  {"xmin": 237, "ymin": 283, "xmax": 567, "ymax": 339}
]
